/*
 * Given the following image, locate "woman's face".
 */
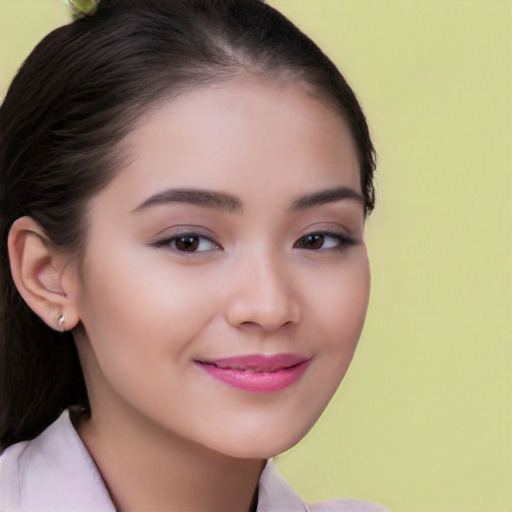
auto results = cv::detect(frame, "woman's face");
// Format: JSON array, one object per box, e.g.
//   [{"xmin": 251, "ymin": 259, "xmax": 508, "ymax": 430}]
[{"xmin": 70, "ymin": 78, "xmax": 370, "ymax": 458}]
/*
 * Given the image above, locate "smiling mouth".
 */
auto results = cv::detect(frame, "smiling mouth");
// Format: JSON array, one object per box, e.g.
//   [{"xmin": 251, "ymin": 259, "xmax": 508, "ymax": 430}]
[{"xmin": 195, "ymin": 354, "xmax": 311, "ymax": 393}]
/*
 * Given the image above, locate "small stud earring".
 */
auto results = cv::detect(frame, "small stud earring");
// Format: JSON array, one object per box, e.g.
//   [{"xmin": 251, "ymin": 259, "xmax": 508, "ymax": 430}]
[{"xmin": 55, "ymin": 313, "xmax": 66, "ymax": 332}]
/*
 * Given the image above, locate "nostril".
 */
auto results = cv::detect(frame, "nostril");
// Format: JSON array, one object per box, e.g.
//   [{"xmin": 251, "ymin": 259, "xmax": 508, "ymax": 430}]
[
  {"xmin": 240, "ymin": 320, "xmax": 259, "ymax": 328},
  {"xmin": 237, "ymin": 317, "xmax": 296, "ymax": 332}
]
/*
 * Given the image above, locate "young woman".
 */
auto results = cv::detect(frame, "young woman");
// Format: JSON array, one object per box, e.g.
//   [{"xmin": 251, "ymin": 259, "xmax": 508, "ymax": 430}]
[{"xmin": 0, "ymin": 0, "xmax": 387, "ymax": 510}]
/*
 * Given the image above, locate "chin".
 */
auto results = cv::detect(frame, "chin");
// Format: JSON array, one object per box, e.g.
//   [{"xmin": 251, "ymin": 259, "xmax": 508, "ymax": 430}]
[
  {"xmin": 218, "ymin": 441, "xmax": 298, "ymax": 460},
  {"xmin": 207, "ymin": 419, "xmax": 316, "ymax": 460}
]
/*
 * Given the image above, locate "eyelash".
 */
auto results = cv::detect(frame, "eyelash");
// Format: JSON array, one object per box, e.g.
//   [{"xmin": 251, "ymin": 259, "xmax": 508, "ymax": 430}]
[
  {"xmin": 293, "ymin": 231, "xmax": 356, "ymax": 251},
  {"xmin": 153, "ymin": 231, "xmax": 356, "ymax": 254},
  {"xmin": 152, "ymin": 233, "xmax": 220, "ymax": 253}
]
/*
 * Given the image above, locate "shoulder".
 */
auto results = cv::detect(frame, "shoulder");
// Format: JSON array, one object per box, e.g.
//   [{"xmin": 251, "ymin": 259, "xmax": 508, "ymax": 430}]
[
  {"xmin": 258, "ymin": 460, "xmax": 389, "ymax": 512},
  {"xmin": 310, "ymin": 498, "xmax": 390, "ymax": 512},
  {"xmin": 1, "ymin": 436, "xmax": 31, "ymax": 511},
  {"xmin": 0, "ymin": 411, "xmax": 114, "ymax": 511}
]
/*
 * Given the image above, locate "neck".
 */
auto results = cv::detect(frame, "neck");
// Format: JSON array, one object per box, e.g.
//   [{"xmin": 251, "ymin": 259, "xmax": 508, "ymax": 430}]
[{"xmin": 74, "ymin": 405, "xmax": 265, "ymax": 512}]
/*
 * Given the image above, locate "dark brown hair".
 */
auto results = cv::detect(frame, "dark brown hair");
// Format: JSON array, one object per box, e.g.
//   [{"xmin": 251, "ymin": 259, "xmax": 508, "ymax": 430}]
[{"xmin": 0, "ymin": 0, "xmax": 375, "ymax": 448}]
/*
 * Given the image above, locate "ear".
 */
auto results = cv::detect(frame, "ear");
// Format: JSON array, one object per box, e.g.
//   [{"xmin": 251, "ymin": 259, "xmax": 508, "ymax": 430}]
[{"xmin": 8, "ymin": 216, "xmax": 80, "ymax": 332}]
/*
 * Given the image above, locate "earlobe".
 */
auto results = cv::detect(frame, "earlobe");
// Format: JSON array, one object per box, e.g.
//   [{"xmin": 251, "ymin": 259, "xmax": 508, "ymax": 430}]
[{"xmin": 7, "ymin": 216, "xmax": 80, "ymax": 332}]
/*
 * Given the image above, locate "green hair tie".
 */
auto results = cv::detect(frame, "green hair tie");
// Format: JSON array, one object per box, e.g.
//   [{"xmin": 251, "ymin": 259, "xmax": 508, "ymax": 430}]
[{"xmin": 67, "ymin": 0, "xmax": 99, "ymax": 17}]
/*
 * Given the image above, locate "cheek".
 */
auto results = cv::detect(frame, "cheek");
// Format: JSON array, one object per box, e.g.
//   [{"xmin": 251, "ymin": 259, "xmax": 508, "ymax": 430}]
[
  {"xmin": 297, "ymin": 251, "xmax": 370, "ymax": 428},
  {"xmin": 73, "ymin": 248, "xmax": 225, "ymax": 417},
  {"xmin": 75, "ymin": 245, "xmax": 222, "ymax": 365},
  {"xmin": 307, "ymin": 250, "xmax": 371, "ymax": 363}
]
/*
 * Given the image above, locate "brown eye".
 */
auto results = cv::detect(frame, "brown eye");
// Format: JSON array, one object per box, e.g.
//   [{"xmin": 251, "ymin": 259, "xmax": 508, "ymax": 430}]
[
  {"xmin": 293, "ymin": 232, "xmax": 355, "ymax": 251},
  {"xmin": 174, "ymin": 235, "xmax": 200, "ymax": 252},
  {"xmin": 295, "ymin": 234, "xmax": 325, "ymax": 250},
  {"xmin": 153, "ymin": 232, "xmax": 220, "ymax": 253}
]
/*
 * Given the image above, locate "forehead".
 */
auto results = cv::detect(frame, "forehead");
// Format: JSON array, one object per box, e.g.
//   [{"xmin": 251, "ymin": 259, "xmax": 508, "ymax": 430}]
[{"xmin": 97, "ymin": 78, "xmax": 361, "ymax": 211}]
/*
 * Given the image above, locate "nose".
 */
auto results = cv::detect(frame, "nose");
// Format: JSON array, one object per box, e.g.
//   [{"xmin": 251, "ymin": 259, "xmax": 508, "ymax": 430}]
[{"xmin": 225, "ymin": 250, "xmax": 302, "ymax": 332}]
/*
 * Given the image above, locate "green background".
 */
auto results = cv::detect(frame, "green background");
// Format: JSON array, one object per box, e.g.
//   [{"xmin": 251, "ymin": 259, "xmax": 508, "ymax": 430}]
[{"xmin": 1, "ymin": 1, "xmax": 510, "ymax": 511}]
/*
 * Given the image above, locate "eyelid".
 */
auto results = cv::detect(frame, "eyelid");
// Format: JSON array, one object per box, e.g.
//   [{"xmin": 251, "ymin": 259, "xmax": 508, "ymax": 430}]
[
  {"xmin": 151, "ymin": 228, "xmax": 223, "ymax": 253},
  {"xmin": 293, "ymin": 230, "xmax": 358, "ymax": 251}
]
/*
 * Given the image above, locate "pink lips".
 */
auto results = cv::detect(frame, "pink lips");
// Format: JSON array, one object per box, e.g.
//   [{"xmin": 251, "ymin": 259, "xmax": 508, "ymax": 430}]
[{"xmin": 195, "ymin": 354, "xmax": 310, "ymax": 393}]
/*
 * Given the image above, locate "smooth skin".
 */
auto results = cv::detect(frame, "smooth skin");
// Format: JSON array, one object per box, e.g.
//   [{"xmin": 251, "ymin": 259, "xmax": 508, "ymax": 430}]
[{"xmin": 9, "ymin": 77, "xmax": 370, "ymax": 511}]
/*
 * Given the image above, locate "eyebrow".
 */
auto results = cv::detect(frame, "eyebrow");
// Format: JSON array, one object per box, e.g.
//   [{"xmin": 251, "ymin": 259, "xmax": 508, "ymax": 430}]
[
  {"xmin": 132, "ymin": 185, "xmax": 364, "ymax": 214},
  {"xmin": 132, "ymin": 188, "xmax": 242, "ymax": 214},
  {"xmin": 290, "ymin": 186, "xmax": 365, "ymax": 211}
]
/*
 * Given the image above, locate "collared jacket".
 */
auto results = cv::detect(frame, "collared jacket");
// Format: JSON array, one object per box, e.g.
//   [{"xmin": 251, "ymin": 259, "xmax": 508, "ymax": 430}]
[{"xmin": 0, "ymin": 411, "xmax": 389, "ymax": 512}]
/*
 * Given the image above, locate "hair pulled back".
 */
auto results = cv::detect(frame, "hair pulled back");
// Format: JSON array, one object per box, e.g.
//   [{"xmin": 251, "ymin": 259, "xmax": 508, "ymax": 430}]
[{"xmin": 0, "ymin": 0, "xmax": 375, "ymax": 448}]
